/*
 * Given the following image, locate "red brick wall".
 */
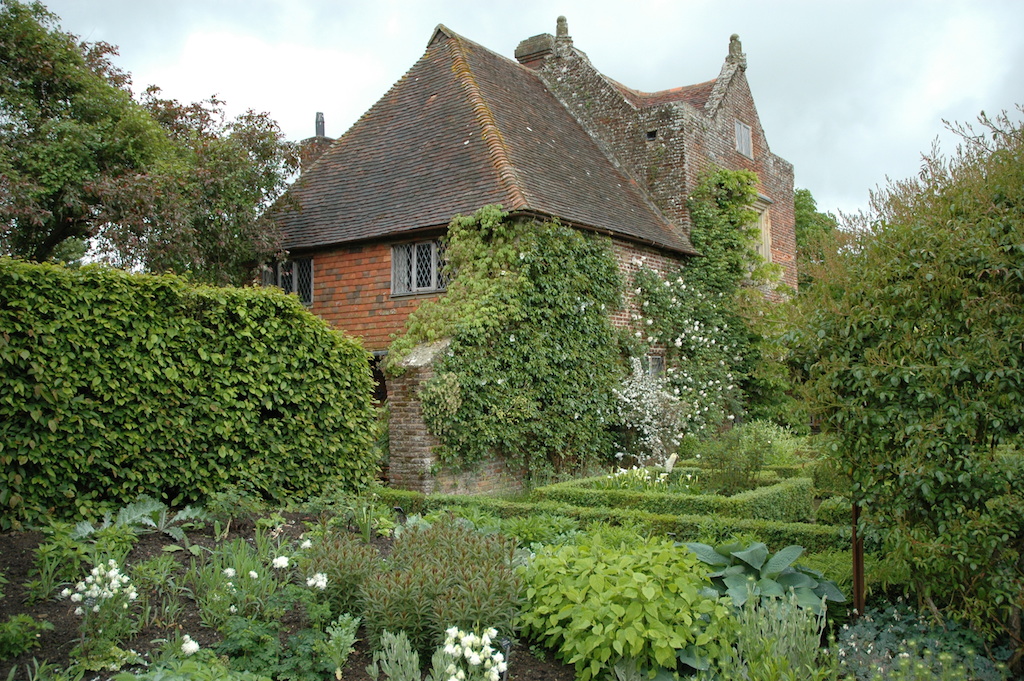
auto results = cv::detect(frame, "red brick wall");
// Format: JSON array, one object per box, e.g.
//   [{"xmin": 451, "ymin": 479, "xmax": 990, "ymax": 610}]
[
  {"xmin": 387, "ymin": 339, "xmax": 524, "ymax": 495},
  {"xmin": 536, "ymin": 42, "xmax": 797, "ymax": 292},
  {"xmin": 307, "ymin": 240, "xmax": 443, "ymax": 353}
]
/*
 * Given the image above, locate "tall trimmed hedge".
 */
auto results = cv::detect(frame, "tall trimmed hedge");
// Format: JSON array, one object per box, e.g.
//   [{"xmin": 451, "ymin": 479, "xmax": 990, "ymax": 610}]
[{"xmin": 0, "ymin": 259, "xmax": 376, "ymax": 528}]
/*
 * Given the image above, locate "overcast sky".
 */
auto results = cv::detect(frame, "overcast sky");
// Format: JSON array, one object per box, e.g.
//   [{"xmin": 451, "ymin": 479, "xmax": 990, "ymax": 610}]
[{"xmin": 39, "ymin": 0, "xmax": 1024, "ymax": 217}]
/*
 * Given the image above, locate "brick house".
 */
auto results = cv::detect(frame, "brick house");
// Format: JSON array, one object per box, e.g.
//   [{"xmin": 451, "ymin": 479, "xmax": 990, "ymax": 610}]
[{"xmin": 270, "ymin": 17, "xmax": 796, "ymax": 491}]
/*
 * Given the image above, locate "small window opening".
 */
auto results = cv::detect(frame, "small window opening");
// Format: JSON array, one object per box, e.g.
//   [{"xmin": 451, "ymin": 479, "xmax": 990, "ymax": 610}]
[{"xmin": 646, "ymin": 130, "xmax": 658, "ymax": 141}]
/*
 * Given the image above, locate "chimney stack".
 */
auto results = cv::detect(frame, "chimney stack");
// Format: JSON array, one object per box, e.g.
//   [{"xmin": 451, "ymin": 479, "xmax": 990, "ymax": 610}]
[{"xmin": 300, "ymin": 112, "xmax": 334, "ymax": 173}]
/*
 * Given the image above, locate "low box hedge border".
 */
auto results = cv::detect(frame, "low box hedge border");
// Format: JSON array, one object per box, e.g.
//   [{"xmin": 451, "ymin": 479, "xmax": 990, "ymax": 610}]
[
  {"xmin": 529, "ymin": 475, "xmax": 815, "ymax": 523},
  {"xmin": 376, "ymin": 489, "xmax": 849, "ymax": 553}
]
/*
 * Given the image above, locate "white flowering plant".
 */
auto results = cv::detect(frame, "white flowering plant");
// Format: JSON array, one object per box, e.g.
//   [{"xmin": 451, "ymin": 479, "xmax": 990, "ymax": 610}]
[
  {"xmin": 631, "ymin": 269, "xmax": 744, "ymax": 439},
  {"xmin": 60, "ymin": 558, "xmax": 139, "ymax": 663},
  {"xmin": 438, "ymin": 627, "xmax": 509, "ymax": 681},
  {"xmin": 593, "ymin": 465, "xmax": 702, "ymax": 495},
  {"xmin": 613, "ymin": 357, "xmax": 685, "ymax": 465},
  {"xmin": 183, "ymin": 537, "xmax": 284, "ymax": 629}
]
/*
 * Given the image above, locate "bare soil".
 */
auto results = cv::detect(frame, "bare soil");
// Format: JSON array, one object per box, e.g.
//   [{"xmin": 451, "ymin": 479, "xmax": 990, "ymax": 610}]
[{"xmin": 0, "ymin": 517, "xmax": 575, "ymax": 681}]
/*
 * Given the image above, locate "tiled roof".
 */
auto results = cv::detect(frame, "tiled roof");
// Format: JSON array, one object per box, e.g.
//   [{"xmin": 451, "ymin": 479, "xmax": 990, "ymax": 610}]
[
  {"xmin": 610, "ymin": 79, "xmax": 717, "ymax": 110},
  {"xmin": 275, "ymin": 26, "xmax": 695, "ymax": 255}
]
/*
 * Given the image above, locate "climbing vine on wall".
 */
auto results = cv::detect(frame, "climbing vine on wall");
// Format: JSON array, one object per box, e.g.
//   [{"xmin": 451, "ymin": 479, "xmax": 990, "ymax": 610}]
[
  {"xmin": 388, "ymin": 206, "xmax": 625, "ymax": 480},
  {"xmin": 630, "ymin": 168, "xmax": 796, "ymax": 438}
]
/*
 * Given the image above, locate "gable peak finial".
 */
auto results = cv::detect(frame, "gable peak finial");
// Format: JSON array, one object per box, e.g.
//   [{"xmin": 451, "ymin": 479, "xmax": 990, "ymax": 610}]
[
  {"xmin": 556, "ymin": 16, "xmax": 569, "ymax": 38},
  {"xmin": 727, "ymin": 34, "xmax": 746, "ymax": 68}
]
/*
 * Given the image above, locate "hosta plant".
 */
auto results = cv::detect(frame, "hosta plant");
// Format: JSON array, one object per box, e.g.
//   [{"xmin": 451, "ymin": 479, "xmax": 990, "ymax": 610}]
[{"xmin": 682, "ymin": 540, "xmax": 845, "ymax": 614}]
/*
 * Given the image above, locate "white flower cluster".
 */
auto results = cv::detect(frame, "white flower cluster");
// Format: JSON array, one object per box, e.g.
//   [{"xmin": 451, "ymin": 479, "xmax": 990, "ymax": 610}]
[
  {"xmin": 442, "ymin": 627, "xmax": 507, "ymax": 681},
  {"xmin": 613, "ymin": 357, "xmax": 684, "ymax": 463},
  {"xmin": 272, "ymin": 555, "xmax": 290, "ymax": 569},
  {"xmin": 181, "ymin": 634, "xmax": 200, "ymax": 656},
  {"xmin": 606, "ymin": 466, "xmax": 669, "ymax": 488},
  {"xmin": 61, "ymin": 559, "xmax": 138, "ymax": 616},
  {"xmin": 306, "ymin": 572, "xmax": 328, "ymax": 590}
]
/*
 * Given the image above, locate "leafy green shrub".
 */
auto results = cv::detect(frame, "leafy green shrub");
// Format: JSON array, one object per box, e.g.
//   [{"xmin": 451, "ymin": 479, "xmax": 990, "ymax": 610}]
[
  {"xmin": 815, "ymin": 496, "xmax": 850, "ymax": 526},
  {"xmin": 703, "ymin": 422, "xmax": 770, "ymax": 494},
  {"xmin": 0, "ymin": 260, "xmax": 377, "ymax": 528},
  {"xmin": 298, "ymin": 529, "xmax": 381, "ymax": 618},
  {"xmin": 683, "ymin": 540, "xmax": 845, "ymax": 613},
  {"xmin": 374, "ymin": 488, "xmax": 849, "ymax": 552},
  {"xmin": 0, "ymin": 614, "xmax": 54, "ymax": 660},
  {"xmin": 534, "ymin": 476, "xmax": 815, "ymax": 523},
  {"xmin": 836, "ymin": 601, "xmax": 1010, "ymax": 681},
  {"xmin": 809, "ymin": 454, "xmax": 850, "ymax": 497},
  {"xmin": 360, "ymin": 519, "xmax": 521, "ymax": 656},
  {"xmin": 521, "ymin": 537, "xmax": 735, "ymax": 680}
]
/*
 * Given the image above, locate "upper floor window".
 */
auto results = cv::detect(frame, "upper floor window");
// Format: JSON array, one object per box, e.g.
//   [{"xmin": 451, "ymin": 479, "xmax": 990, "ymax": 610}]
[
  {"xmin": 391, "ymin": 239, "xmax": 448, "ymax": 295},
  {"xmin": 753, "ymin": 206, "xmax": 772, "ymax": 263},
  {"xmin": 735, "ymin": 120, "xmax": 753, "ymax": 159},
  {"xmin": 262, "ymin": 258, "xmax": 313, "ymax": 306}
]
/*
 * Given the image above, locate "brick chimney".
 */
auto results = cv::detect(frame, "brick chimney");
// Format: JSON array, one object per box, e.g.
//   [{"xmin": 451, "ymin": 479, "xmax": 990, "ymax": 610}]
[
  {"xmin": 515, "ymin": 16, "xmax": 572, "ymax": 68},
  {"xmin": 300, "ymin": 112, "xmax": 334, "ymax": 172}
]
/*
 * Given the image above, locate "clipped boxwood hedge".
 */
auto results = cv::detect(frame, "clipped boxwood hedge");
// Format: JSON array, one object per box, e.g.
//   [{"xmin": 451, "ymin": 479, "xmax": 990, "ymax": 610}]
[
  {"xmin": 815, "ymin": 496, "xmax": 852, "ymax": 526},
  {"xmin": 0, "ymin": 260, "xmax": 377, "ymax": 528},
  {"xmin": 376, "ymin": 489, "xmax": 849, "ymax": 553},
  {"xmin": 530, "ymin": 475, "xmax": 815, "ymax": 523}
]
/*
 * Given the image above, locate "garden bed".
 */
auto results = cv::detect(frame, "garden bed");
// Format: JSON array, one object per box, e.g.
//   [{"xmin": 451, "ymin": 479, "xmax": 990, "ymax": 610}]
[{"xmin": 0, "ymin": 515, "xmax": 574, "ymax": 681}]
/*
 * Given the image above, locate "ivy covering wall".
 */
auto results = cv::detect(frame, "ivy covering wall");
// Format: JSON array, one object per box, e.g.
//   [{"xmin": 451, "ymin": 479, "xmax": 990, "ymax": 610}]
[
  {"xmin": 0, "ymin": 259, "xmax": 377, "ymax": 528},
  {"xmin": 389, "ymin": 170, "xmax": 795, "ymax": 478},
  {"xmin": 387, "ymin": 206, "xmax": 625, "ymax": 481}
]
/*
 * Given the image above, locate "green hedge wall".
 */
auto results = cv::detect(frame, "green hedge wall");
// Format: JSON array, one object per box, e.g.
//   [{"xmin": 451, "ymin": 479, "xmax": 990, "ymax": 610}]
[
  {"xmin": 814, "ymin": 496, "xmax": 852, "ymax": 527},
  {"xmin": 0, "ymin": 260, "xmax": 377, "ymax": 528},
  {"xmin": 530, "ymin": 476, "xmax": 815, "ymax": 523},
  {"xmin": 376, "ymin": 489, "xmax": 848, "ymax": 553}
]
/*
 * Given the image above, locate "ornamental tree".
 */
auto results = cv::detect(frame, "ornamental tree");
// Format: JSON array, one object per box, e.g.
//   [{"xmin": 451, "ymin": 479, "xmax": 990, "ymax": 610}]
[
  {"xmin": 0, "ymin": 1, "xmax": 297, "ymax": 285},
  {"xmin": 0, "ymin": 0, "xmax": 169, "ymax": 261},
  {"xmin": 793, "ymin": 109, "xmax": 1024, "ymax": 663},
  {"xmin": 793, "ymin": 187, "xmax": 837, "ymax": 290},
  {"xmin": 92, "ymin": 89, "xmax": 299, "ymax": 285}
]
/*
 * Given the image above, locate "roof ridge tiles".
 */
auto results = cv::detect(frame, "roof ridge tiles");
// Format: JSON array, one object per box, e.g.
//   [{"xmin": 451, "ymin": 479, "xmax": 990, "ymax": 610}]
[{"xmin": 447, "ymin": 33, "xmax": 529, "ymax": 211}]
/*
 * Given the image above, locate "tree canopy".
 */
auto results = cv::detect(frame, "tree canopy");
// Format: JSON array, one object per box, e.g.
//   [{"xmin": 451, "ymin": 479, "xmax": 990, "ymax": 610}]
[
  {"xmin": 793, "ymin": 109, "xmax": 1024, "ymax": 659},
  {"xmin": 0, "ymin": 0, "xmax": 297, "ymax": 284},
  {"xmin": 792, "ymin": 187, "xmax": 837, "ymax": 289}
]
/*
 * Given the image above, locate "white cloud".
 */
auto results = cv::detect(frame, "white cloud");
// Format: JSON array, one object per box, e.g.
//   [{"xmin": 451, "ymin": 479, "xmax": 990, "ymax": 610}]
[{"xmin": 143, "ymin": 31, "xmax": 389, "ymax": 139}]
